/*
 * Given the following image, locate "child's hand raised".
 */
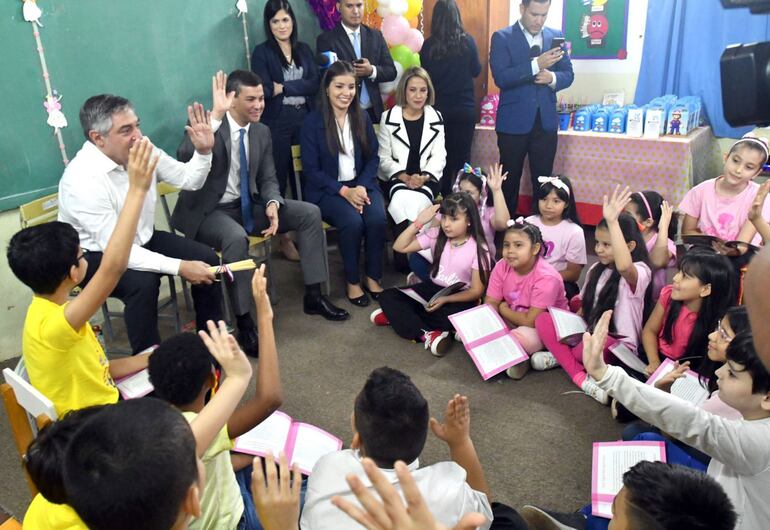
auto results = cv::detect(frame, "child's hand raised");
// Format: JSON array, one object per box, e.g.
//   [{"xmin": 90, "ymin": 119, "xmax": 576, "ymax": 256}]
[
  {"xmin": 748, "ymin": 180, "xmax": 770, "ymax": 221},
  {"xmin": 653, "ymin": 361, "xmax": 690, "ymax": 393},
  {"xmin": 198, "ymin": 320, "xmax": 253, "ymax": 381},
  {"xmin": 582, "ymin": 310, "xmax": 612, "ymax": 382},
  {"xmin": 486, "ymin": 163, "xmax": 508, "ymax": 192},
  {"xmin": 127, "ymin": 137, "xmax": 159, "ymax": 193},
  {"xmin": 251, "ymin": 264, "xmax": 273, "ymax": 320},
  {"xmin": 429, "ymin": 394, "xmax": 471, "ymax": 448},
  {"xmin": 251, "ymin": 452, "xmax": 302, "ymax": 530},
  {"xmin": 416, "ymin": 204, "xmax": 441, "ymax": 227},
  {"xmin": 658, "ymin": 200, "xmax": 674, "ymax": 232},
  {"xmin": 602, "ymin": 185, "xmax": 632, "ymax": 224}
]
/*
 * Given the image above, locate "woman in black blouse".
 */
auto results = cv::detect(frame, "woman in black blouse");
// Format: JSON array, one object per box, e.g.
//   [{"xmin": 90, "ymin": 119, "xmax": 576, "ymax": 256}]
[{"xmin": 420, "ymin": 0, "xmax": 482, "ymax": 197}]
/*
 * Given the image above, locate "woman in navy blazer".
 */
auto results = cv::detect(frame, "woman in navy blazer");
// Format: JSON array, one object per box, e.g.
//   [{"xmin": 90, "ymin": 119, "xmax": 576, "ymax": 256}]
[
  {"xmin": 251, "ymin": 0, "xmax": 320, "ymax": 204},
  {"xmin": 301, "ymin": 61, "xmax": 385, "ymax": 307}
]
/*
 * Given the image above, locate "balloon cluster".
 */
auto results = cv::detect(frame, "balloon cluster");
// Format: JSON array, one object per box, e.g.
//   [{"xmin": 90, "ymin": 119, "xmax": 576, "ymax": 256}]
[{"xmin": 365, "ymin": 0, "xmax": 424, "ymax": 109}]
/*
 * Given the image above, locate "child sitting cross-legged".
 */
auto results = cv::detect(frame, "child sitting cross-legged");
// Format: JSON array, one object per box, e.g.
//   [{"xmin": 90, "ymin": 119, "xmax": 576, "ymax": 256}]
[
  {"xmin": 148, "ymin": 265, "xmax": 283, "ymax": 530},
  {"xmin": 300, "ymin": 367, "xmax": 496, "ymax": 530}
]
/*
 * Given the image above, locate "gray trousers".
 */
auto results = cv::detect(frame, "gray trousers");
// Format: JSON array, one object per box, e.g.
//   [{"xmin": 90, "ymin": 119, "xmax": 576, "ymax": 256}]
[{"xmin": 196, "ymin": 199, "xmax": 327, "ymax": 315}]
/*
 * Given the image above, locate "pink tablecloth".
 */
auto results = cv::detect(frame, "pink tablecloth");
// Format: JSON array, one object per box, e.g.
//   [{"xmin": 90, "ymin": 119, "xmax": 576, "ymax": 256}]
[{"xmin": 471, "ymin": 126, "xmax": 722, "ymax": 224}]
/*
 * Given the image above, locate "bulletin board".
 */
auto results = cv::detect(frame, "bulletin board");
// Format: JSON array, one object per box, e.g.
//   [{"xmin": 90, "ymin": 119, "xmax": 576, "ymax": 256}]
[{"xmin": 562, "ymin": 0, "xmax": 629, "ymax": 60}]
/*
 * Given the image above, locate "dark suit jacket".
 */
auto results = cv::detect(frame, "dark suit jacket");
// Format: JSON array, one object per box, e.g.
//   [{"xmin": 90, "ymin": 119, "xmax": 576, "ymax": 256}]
[
  {"xmin": 489, "ymin": 24, "xmax": 574, "ymax": 134},
  {"xmin": 299, "ymin": 110, "xmax": 379, "ymax": 205},
  {"xmin": 250, "ymin": 41, "xmax": 320, "ymax": 125},
  {"xmin": 172, "ymin": 118, "xmax": 283, "ymax": 239},
  {"xmin": 316, "ymin": 24, "xmax": 397, "ymax": 122}
]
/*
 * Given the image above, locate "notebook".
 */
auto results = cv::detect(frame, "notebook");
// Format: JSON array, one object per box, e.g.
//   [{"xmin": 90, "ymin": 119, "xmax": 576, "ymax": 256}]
[
  {"xmin": 233, "ymin": 411, "xmax": 343, "ymax": 475},
  {"xmin": 115, "ymin": 368, "xmax": 154, "ymax": 400},
  {"xmin": 449, "ymin": 304, "xmax": 529, "ymax": 380},
  {"xmin": 548, "ymin": 307, "xmax": 587, "ymax": 346},
  {"xmin": 398, "ymin": 282, "xmax": 466, "ymax": 307},
  {"xmin": 591, "ymin": 441, "xmax": 667, "ymax": 519},
  {"xmin": 646, "ymin": 358, "xmax": 710, "ymax": 406}
]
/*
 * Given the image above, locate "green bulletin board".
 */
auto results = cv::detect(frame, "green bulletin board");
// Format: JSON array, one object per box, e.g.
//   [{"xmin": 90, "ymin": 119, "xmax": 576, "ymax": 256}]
[{"xmin": 562, "ymin": 0, "xmax": 629, "ymax": 60}]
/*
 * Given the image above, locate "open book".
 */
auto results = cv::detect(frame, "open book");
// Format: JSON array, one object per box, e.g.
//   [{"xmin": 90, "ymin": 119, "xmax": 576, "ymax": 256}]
[
  {"xmin": 115, "ymin": 368, "xmax": 154, "ymax": 400},
  {"xmin": 646, "ymin": 358, "xmax": 710, "ymax": 406},
  {"xmin": 233, "ymin": 411, "xmax": 343, "ymax": 475},
  {"xmin": 608, "ymin": 343, "xmax": 648, "ymax": 375},
  {"xmin": 592, "ymin": 441, "xmax": 667, "ymax": 519},
  {"xmin": 548, "ymin": 307, "xmax": 586, "ymax": 346},
  {"xmin": 449, "ymin": 304, "xmax": 529, "ymax": 380},
  {"xmin": 398, "ymin": 282, "xmax": 466, "ymax": 308},
  {"xmin": 682, "ymin": 235, "xmax": 758, "ymax": 254}
]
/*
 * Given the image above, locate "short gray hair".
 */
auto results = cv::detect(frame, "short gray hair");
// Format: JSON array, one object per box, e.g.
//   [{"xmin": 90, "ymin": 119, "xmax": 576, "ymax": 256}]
[{"xmin": 79, "ymin": 94, "xmax": 134, "ymax": 141}]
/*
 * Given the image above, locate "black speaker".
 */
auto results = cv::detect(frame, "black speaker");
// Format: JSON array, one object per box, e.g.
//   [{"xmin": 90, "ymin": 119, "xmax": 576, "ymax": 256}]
[
  {"xmin": 721, "ymin": 42, "xmax": 770, "ymax": 127},
  {"xmin": 721, "ymin": 0, "xmax": 770, "ymax": 14}
]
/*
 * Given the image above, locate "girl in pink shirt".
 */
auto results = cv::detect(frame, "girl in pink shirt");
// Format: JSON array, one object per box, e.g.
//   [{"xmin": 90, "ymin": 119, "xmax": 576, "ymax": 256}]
[
  {"xmin": 525, "ymin": 175, "xmax": 586, "ymax": 301},
  {"xmin": 535, "ymin": 186, "xmax": 653, "ymax": 404},
  {"xmin": 641, "ymin": 248, "xmax": 736, "ymax": 376},
  {"xmin": 483, "ymin": 218, "xmax": 568, "ymax": 380},
  {"xmin": 373, "ymin": 193, "xmax": 491, "ymax": 356},
  {"xmin": 624, "ymin": 190, "xmax": 677, "ymax": 301}
]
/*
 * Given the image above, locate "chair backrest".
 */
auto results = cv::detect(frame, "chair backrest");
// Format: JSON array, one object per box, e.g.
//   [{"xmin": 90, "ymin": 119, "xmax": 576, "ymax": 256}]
[
  {"xmin": 19, "ymin": 193, "xmax": 59, "ymax": 228},
  {"xmin": 156, "ymin": 183, "xmax": 180, "ymax": 234},
  {"xmin": 2, "ymin": 368, "xmax": 57, "ymax": 424},
  {"xmin": 291, "ymin": 144, "xmax": 303, "ymax": 201}
]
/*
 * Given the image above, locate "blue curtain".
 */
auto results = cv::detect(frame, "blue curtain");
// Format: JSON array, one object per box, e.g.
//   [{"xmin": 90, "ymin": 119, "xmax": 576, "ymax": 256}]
[{"xmin": 634, "ymin": 0, "xmax": 770, "ymax": 138}]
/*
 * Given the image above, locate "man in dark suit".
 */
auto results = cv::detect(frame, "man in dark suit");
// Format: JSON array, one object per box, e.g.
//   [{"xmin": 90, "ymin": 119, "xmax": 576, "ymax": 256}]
[
  {"xmin": 316, "ymin": 0, "xmax": 397, "ymax": 123},
  {"xmin": 172, "ymin": 71, "xmax": 348, "ymax": 356},
  {"xmin": 490, "ymin": 0, "xmax": 574, "ymax": 216}
]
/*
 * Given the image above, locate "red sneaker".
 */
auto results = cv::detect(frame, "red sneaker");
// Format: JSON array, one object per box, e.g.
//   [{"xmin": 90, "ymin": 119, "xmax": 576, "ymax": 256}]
[
  {"xmin": 422, "ymin": 330, "xmax": 451, "ymax": 357},
  {"xmin": 370, "ymin": 308, "xmax": 390, "ymax": 326}
]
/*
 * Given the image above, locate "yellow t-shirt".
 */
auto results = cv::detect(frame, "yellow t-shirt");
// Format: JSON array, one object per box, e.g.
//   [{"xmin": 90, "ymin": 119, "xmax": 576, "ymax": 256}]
[
  {"xmin": 182, "ymin": 411, "xmax": 244, "ymax": 530},
  {"xmin": 23, "ymin": 494, "xmax": 88, "ymax": 529},
  {"xmin": 23, "ymin": 296, "xmax": 118, "ymax": 415}
]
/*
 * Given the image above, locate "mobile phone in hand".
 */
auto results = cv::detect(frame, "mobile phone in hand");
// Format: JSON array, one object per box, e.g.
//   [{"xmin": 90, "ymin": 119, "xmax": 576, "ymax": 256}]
[
  {"xmin": 354, "ymin": 59, "xmax": 365, "ymax": 64},
  {"xmin": 551, "ymin": 37, "xmax": 565, "ymax": 50}
]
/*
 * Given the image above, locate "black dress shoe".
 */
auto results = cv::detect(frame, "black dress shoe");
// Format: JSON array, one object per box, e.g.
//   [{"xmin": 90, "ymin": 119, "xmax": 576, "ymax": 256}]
[
  {"xmin": 347, "ymin": 291, "xmax": 371, "ymax": 307},
  {"xmin": 304, "ymin": 295, "xmax": 350, "ymax": 321},
  {"xmin": 237, "ymin": 325, "xmax": 259, "ymax": 358}
]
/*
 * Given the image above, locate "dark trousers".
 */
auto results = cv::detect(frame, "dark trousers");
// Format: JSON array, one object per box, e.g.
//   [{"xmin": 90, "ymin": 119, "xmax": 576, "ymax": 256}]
[
  {"xmin": 408, "ymin": 252, "xmax": 433, "ymax": 283},
  {"xmin": 440, "ymin": 109, "xmax": 477, "ymax": 197},
  {"xmin": 378, "ymin": 280, "xmax": 476, "ymax": 340},
  {"xmin": 82, "ymin": 231, "xmax": 222, "ymax": 353},
  {"xmin": 266, "ymin": 105, "xmax": 308, "ymax": 199},
  {"xmin": 497, "ymin": 110, "xmax": 558, "ymax": 216},
  {"xmin": 491, "ymin": 502, "xmax": 530, "ymax": 530},
  {"xmin": 317, "ymin": 190, "xmax": 386, "ymax": 285}
]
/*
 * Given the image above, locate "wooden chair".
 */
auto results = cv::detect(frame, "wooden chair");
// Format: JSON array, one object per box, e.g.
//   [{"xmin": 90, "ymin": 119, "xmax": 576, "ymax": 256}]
[
  {"xmin": 2, "ymin": 363, "xmax": 57, "ymax": 497},
  {"xmin": 18, "ymin": 193, "xmax": 183, "ymax": 354}
]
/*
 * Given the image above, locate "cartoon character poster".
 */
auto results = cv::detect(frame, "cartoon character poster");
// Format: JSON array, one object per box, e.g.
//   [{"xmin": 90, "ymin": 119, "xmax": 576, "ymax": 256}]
[{"xmin": 563, "ymin": 0, "xmax": 629, "ymax": 60}]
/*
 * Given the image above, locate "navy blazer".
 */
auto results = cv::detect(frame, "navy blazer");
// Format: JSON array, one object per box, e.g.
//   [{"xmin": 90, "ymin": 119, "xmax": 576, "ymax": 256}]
[
  {"xmin": 250, "ymin": 41, "xmax": 320, "ymax": 125},
  {"xmin": 300, "ymin": 110, "xmax": 380, "ymax": 205},
  {"xmin": 490, "ymin": 24, "xmax": 574, "ymax": 135}
]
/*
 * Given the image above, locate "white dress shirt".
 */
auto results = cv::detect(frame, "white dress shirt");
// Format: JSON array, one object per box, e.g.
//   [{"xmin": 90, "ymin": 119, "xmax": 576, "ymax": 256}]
[
  {"xmin": 212, "ymin": 113, "xmax": 250, "ymax": 204},
  {"xmin": 342, "ymin": 23, "xmax": 378, "ymax": 109},
  {"xmin": 337, "ymin": 115, "xmax": 356, "ymax": 182},
  {"xmin": 58, "ymin": 140, "xmax": 212, "ymax": 275},
  {"xmin": 518, "ymin": 20, "xmax": 557, "ymax": 89},
  {"xmin": 300, "ymin": 449, "xmax": 493, "ymax": 530}
]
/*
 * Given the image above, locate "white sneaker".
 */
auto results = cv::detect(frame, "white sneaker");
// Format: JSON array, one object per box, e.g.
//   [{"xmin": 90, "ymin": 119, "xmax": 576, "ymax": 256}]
[
  {"xmin": 506, "ymin": 361, "xmax": 530, "ymax": 380},
  {"xmin": 581, "ymin": 376, "xmax": 609, "ymax": 405},
  {"xmin": 530, "ymin": 351, "xmax": 559, "ymax": 371},
  {"xmin": 454, "ymin": 331, "xmax": 462, "ymax": 342},
  {"xmin": 423, "ymin": 330, "xmax": 451, "ymax": 357}
]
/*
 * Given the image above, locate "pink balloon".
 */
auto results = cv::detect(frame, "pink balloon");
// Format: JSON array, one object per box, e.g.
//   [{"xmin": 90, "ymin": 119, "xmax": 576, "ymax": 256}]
[
  {"xmin": 403, "ymin": 28, "xmax": 424, "ymax": 53},
  {"xmin": 381, "ymin": 15, "xmax": 410, "ymax": 47}
]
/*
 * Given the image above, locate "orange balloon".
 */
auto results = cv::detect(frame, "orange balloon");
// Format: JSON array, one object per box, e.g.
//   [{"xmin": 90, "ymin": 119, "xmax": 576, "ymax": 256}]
[
  {"xmin": 367, "ymin": 12, "xmax": 383, "ymax": 29},
  {"xmin": 408, "ymin": 16, "xmax": 419, "ymax": 28}
]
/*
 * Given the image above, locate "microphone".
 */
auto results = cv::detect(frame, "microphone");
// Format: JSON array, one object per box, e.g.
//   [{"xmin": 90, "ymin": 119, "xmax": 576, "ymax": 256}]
[
  {"xmin": 317, "ymin": 51, "xmax": 338, "ymax": 69},
  {"xmin": 530, "ymin": 45, "xmax": 541, "ymax": 58}
]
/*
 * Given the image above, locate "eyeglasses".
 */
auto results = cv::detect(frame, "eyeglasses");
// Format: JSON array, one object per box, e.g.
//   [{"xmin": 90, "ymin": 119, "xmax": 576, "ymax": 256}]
[
  {"xmin": 714, "ymin": 322, "xmax": 733, "ymax": 342},
  {"xmin": 75, "ymin": 249, "xmax": 89, "ymax": 265}
]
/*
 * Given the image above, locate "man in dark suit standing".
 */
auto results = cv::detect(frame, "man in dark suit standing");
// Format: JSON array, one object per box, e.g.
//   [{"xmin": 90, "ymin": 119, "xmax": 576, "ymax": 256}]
[
  {"xmin": 316, "ymin": 0, "xmax": 397, "ymax": 123},
  {"xmin": 490, "ymin": 0, "xmax": 574, "ymax": 216},
  {"xmin": 173, "ymin": 71, "xmax": 348, "ymax": 356}
]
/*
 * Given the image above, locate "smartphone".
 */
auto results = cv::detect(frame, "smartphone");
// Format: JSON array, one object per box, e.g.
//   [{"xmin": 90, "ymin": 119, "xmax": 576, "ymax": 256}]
[
  {"xmin": 551, "ymin": 37, "xmax": 565, "ymax": 50},
  {"xmin": 354, "ymin": 59, "xmax": 365, "ymax": 64}
]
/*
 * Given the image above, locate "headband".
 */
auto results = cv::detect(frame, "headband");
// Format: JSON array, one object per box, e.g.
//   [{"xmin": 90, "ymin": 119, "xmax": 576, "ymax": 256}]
[
  {"xmin": 538, "ymin": 175, "xmax": 570, "ymax": 196},
  {"xmin": 635, "ymin": 192, "xmax": 653, "ymax": 220},
  {"xmin": 454, "ymin": 163, "xmax": 488, "ymax": 217},
  {"xmin": 506, "ymin": 216, "xmax": 526, "ymax": 228},
  {"xmin": 733, "ymin": 133, "xmax": 770, "ymax": 162}
]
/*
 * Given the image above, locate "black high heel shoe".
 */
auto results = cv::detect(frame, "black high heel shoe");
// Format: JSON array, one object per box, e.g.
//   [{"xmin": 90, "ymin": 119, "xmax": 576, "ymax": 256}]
[
  {"xmin": 347, "ymin": 285, "xmax": 371, "ymax": 307},
  {"xmin": 363, "ymin": 283, "xmax": 384, "ymax": 301}
]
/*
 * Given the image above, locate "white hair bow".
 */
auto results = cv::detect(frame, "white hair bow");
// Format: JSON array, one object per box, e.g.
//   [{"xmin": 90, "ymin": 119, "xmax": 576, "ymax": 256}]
[
  {"xmin": 506, "ymin": 216, "xmax": 525, "ymax": 228},
  {"xmin": 537, "ymin": 176, "xmax": 570, "ymax": 196}
]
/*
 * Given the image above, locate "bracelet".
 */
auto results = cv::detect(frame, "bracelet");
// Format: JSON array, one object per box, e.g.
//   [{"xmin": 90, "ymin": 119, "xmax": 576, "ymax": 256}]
[{"xmin": 413, "ymin": 221, "xmax": 424, "ymax": 231}]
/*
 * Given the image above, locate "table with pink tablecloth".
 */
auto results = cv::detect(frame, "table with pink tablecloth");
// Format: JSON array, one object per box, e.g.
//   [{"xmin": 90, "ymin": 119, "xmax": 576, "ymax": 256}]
[{"xmin": 471, "ymin": 125, "xmax": 723, "ymax": 225}]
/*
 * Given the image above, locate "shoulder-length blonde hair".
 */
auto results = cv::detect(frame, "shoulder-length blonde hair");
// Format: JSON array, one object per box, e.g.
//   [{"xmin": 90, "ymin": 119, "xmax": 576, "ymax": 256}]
[{"xmin": 395, "ymin": 67, "xmax": 435, "ymax": 108}]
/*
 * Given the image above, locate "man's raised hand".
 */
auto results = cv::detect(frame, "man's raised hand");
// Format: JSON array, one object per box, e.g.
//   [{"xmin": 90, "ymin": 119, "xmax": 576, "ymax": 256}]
[
  {"xmin": 127, "ymin": 137, "xmax": 159, "ymax": 193},
  {"xmin": 211, "ymin": 70, "xmax": 235, "ymax": 122},
  {"xmin": 186, "ymin": 102, "xmax": 215, "ymax": 155}
]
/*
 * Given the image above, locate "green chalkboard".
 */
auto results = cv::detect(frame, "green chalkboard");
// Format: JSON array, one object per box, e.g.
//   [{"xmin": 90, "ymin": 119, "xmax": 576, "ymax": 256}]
[{"xmin": 0, "ymin": 0, "xmax": 322, "ymax": 211}]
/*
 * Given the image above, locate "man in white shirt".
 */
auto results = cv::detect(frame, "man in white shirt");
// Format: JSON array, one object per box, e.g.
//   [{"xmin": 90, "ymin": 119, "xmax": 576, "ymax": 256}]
[
  {"xmin": 490, "ymin": 0, "xmax": 574, "ymax": 215},
  {"xmin": 58, "ymin": 94, "xmax": 222, "ymax": 353}
]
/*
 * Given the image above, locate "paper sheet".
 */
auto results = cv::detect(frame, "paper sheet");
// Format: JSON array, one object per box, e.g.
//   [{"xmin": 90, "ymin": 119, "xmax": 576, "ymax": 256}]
[
  {"xmin": 609, "ymin": 343, "xmax": 647, "ymax": 374},
  {"xmin": 290, "ymin": 423, "xmax": 344, "ymax": 475},
  {"xmin": 233, "ymin": 411, "xmax": 293, "ymax": 457},
  {"xmin": 450, "ymin": 305, "xmax": 505, "ymax": 344},
  {"xmin": 470, "ymin": 334, "xmax": 529, "ymax": 379},
  {"xmin": 116, "ymin": 369, "xmax": 154, "ymax": 400}
]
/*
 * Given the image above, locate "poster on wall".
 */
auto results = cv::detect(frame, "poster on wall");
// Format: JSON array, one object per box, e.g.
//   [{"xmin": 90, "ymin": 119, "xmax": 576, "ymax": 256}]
[{"xmin": 563, "ymin": 0, "xmax": 629, "ymax": 60}]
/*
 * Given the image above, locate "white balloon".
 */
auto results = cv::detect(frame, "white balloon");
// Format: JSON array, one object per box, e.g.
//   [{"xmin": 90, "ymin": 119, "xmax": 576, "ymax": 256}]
[
  {"xmin": 377, "ymin": 5, "xmax": 392, "ymax": 17},
  {"xmin": 389, "ymin": 0, "xmax": 408, "ymax": 16}
]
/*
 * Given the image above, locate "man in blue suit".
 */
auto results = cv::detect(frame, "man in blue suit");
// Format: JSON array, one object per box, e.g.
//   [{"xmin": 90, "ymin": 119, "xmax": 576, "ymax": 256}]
[{"xmin": 490, "ymin": 0, "xmax": 574, "ymax": 215}]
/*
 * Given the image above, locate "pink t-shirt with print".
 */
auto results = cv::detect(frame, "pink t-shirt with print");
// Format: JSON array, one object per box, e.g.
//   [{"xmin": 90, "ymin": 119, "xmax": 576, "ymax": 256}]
[
  {"xmin": 656, "ymin": 284, "xmax": 697, "ymax": 361},
  {"xmin": 646, "ymin": 232, "xmax": 677, "ymax": 301},
  {"xmin": 580, "ymin": 262, "xmax": 652, "ymax": 350},
  {"xmin": 486, "ymin": 257, "xmax": 568, "ymax": 312},
  {"xmin": 525, "ymin": 215, "xmax": 587, "ymax": 272},
  {"xmin": 417, "ymin": 227, "xmax": 480, "ymax": 287},
  {"xmin": 678, "ymin": 178, "xmax": 759, "ymax": 242}
]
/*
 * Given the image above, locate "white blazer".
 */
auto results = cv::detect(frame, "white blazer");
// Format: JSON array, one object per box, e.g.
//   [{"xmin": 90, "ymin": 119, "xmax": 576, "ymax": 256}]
[{"xmin": 377, "ymin": 105, "xmax": 446, "ymax": 181}]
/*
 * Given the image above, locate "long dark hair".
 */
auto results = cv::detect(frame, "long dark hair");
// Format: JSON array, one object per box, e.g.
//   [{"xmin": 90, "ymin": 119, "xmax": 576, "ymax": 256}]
[
  {"xmin": 430, "ymin": 192, "xmax": 491, "ymax": 286},
  {"xmin": 582, "ymin": 213, "xmax": 652, "ymax": 331},
  {"xmin": 263, "ymin": 0, "xmax": 302, "ymax": 68},
  {"xmin": 533, "ymin": 175, "xmax": 581, "ymax": 226},
  {"xmin": 428, "ymin": 0, "xmax": 468, "ymax": 60},
  {"xmin": 696, "ymin": 305, "xmax": 749, "ymax": 394},
  {"xmin": 627, "ymin": 190, "xmax": 678, "ymax": 241},
  {"xmin": 319, "ymin": 61, "xmax": 370, "ymax": 157},
  {"xmin": 661, "ymin": 249, "xmax": 735, "ymax": 364}
]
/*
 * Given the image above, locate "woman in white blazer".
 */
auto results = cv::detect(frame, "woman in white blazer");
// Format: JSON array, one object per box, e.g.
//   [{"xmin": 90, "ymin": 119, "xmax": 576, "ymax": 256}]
[{"xmin": 378, "ymin": 67, "xmax": 446, "ymax": 271}]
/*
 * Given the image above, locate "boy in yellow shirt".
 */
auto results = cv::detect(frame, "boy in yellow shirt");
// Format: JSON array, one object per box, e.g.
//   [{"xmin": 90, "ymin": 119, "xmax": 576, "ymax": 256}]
[{"xmin": 7, "ymin": 138, "xmax": 156, "ymax": 414}]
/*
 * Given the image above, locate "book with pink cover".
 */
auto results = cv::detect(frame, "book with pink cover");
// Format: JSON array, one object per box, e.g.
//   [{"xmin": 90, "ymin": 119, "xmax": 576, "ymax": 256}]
[
  {"xmin": 449, "ymin": 304, "xmax": 528, "ymax": 380},
  {"xmin": 591, "ymin": 441, "xmax": 667, "ymax": 519},
  {"xmin": 233, "ymin": 411, "xmax": 343, "ymax": 475},
  {"xmin": 115, "ymin": 368, "xmax": 154, "ymax": 400},
  {"xmin": 548, "ymin": 307, "xmax": 586, "ymax": 346},
  {"xmin": 646, "ymin": 358, "xmax": 710, "ymax": 406}
]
